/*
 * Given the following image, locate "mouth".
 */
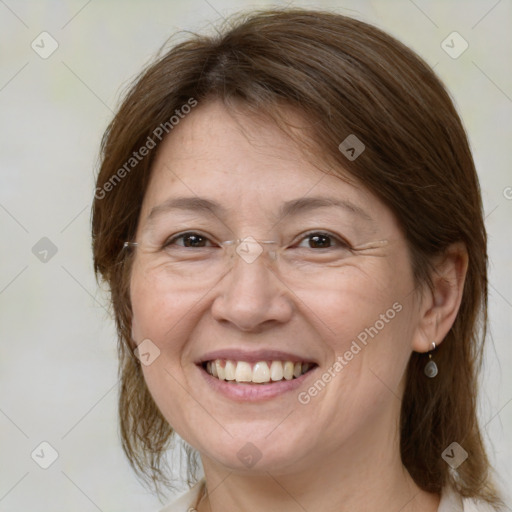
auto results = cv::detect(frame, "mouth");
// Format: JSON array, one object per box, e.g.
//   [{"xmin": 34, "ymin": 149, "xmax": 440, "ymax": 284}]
[{"xmin": 201, "ymin": 359, "xmax": 317, "ymax": 384}]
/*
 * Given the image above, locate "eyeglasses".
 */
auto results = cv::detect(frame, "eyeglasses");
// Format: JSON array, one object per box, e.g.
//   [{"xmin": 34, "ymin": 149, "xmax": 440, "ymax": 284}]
[{"xmin": 122, "ymin": 232, "xmax": 390, "ymax": 290}]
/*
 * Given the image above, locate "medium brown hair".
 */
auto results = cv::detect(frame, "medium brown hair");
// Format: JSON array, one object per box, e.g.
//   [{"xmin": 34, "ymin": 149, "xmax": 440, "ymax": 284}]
[{"xmin": 92, "ymin": 8, "xmax": 503, "ymax": 504}]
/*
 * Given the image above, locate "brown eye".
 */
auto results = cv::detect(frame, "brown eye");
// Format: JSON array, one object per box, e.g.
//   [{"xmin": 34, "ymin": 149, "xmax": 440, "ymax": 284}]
[
  {"xmin": 296, "ymin": 231, "xmax": 349, "ymax": 250},
  {"xmin": 163, "ymin": 232, "xmax": 213, "ymax": 248},
  {"xmin": 308, "ymin": 233, "xmax": 332, "ymax": 249}
]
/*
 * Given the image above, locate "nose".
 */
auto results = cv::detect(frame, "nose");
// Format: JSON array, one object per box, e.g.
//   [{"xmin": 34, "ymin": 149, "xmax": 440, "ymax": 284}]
[{"xmin": 210, "ymin": 251, "xmax": 293, "ymax": 332}]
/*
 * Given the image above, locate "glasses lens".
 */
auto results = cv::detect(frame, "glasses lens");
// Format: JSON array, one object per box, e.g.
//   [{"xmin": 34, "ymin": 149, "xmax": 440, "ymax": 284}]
[{"xmin": 128, "ymin": 234, "xmax": 389, "ymax": 292}]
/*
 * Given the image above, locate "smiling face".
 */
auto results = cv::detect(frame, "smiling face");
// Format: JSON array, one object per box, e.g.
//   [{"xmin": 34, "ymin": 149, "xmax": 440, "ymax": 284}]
[{"xmin": 129, "ymin": 98, "xmax": 426, "ymax": 476}]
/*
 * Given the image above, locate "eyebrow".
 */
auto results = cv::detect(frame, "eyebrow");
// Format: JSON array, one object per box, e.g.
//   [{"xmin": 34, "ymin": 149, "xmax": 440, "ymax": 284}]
[{"xmin": 144, "ymin": 195, "xmax": 374, "ymax": 228}]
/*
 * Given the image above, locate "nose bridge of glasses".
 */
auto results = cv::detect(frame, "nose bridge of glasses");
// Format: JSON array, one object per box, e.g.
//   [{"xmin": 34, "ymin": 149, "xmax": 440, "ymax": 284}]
[{"xmin": 224, "ymin": 236, "xmax": 279, "ymax": 265}]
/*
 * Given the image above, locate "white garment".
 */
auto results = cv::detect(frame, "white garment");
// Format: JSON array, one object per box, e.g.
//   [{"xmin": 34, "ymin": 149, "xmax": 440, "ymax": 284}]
[
  {"xmin": 159, "ymin": 479, "xmax": 500, "ymax": 511},
  {"xmin": 159, "ymin": 480, "xmax": 203, "ymax": 512}
]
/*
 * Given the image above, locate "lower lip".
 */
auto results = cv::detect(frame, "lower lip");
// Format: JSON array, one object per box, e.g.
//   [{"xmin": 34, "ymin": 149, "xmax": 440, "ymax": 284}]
[{"xmin": 198, "ymin": 365, "xmax": 316, "ymax": 402}]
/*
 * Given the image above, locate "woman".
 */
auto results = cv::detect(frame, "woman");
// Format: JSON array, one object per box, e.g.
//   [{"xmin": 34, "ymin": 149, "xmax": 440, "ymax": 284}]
[{"xmin": 92, "ymin": 8, "xmax": 506, "ymax": 511}]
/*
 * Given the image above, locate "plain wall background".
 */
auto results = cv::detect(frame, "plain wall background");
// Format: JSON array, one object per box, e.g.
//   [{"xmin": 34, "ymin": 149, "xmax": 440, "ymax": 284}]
[{"xmin": 0, "ymin": 0, "xmax": 511, "ymax": 510}]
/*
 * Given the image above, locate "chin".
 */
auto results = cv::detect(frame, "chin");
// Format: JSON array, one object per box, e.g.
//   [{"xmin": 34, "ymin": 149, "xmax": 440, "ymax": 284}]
[{"xmin": 193, "ymin": 425, "xmax": 316, "ymax": 475}]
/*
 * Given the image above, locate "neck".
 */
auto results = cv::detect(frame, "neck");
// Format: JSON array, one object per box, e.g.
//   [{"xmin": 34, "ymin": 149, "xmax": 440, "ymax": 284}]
[{"xmin": 195, "ymin": 403, "xmax": 440, "ymax": 512}]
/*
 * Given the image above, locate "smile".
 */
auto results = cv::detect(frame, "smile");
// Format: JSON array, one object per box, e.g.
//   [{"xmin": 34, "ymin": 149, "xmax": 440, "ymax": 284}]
[{"xmin": 203, "ymin": 359, "xmax": 316, "ymax": 384}]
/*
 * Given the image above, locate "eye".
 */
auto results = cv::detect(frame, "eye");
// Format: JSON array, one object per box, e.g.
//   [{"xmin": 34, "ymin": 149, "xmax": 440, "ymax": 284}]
[
  {"xmin": 163, "ymin": 231, "xmax": 215, "ymax": 249},
  {"xmin": 295, "ymin": 231, "xmax": 350, "ymax": 250},
  {"xmin": 161, "ymin": 230, "xmax": 350, "ymax": 251}
]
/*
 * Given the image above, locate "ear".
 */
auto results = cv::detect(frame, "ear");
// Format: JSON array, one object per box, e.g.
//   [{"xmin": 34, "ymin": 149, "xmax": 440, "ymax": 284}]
[{"xmin": 411, "ymin": 242, "xmax": 469, "ymax": 353}]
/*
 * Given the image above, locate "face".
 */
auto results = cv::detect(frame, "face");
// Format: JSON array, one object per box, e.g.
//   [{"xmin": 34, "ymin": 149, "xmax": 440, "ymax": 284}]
[{"xmin": 129, "ymin": 99, "xmax": 424, "ymax": 475}]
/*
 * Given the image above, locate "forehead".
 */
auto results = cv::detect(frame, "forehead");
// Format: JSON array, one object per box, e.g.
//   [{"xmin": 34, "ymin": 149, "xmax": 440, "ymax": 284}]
[
  {"xmin": 138, "ymin": 99, "xmax": 393, "ymax": 230},
  {"xmin": 153, "ymin": 99, "xmax": 327, "ymax": 183}
]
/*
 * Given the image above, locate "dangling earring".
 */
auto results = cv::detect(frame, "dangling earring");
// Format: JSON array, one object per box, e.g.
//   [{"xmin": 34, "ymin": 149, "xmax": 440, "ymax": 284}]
[{"xmin": 424, "ymin": 342, "xmax": 438, "ymax": 378}]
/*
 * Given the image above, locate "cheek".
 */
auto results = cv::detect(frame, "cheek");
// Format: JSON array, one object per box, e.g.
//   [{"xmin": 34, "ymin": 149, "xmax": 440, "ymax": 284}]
[
  {"xmin": 304, "ymin": 297, "xmax": 414, "ymax": 447},
  {"xmin": 130, "ymin": 270, "xmax": 200, "ymax": 434},
  {"xmin": 302, "ymin": 256, "xmax": 417, "ymax": 407},
  {"xmin": 129, "ymin": 265, "xmax": 195, "ymax": 344},
  {"xmin": 309, "ymin": 259, "xmax": 413, "ymax": 346}
]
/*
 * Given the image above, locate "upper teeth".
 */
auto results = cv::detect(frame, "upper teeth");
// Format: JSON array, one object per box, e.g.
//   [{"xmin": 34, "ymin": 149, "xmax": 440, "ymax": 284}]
[{"xmin": 205, "ymin": 359, "xmax": 312, "ymax": 384}]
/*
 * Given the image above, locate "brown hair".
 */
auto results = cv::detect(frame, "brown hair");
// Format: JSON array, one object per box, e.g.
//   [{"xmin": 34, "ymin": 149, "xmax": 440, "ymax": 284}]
[{"xmin": 92, "ymin": 8, "xmax": 503, "ymax": 505}]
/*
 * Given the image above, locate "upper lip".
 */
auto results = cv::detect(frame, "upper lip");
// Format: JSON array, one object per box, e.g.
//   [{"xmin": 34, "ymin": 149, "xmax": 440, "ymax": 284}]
[{"xmin": 196, "ymin": 349, "xmax": 318, "ymax": 365}]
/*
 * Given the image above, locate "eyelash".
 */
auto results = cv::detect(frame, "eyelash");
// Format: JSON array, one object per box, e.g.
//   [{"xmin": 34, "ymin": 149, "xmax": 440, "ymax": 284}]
[{"xmin": 161, "ymin": 230, "xmax": 351, "ymax": 250}]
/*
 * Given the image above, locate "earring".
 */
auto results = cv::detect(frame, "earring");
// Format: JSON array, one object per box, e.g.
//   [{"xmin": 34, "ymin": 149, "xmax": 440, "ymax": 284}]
[{"xmin": 424, "ymin": 342, "xmax": 438, "ymax": 378}]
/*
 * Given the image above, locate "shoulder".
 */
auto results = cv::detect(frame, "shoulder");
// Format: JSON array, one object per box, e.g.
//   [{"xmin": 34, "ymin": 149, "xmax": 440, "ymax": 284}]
[
  {"xmin": 439, "ymin": 485, "xmax": 503, "ymax": 512},
  {"xmin": 158, "ymin": 479, "xmax": 205, "ymax": 512}
]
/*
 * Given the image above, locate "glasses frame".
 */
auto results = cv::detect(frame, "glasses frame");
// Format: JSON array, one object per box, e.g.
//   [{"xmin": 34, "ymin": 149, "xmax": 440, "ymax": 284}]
[{"xmin": 123, "ymin": 236, "xmax": 285, "ymax": 265}]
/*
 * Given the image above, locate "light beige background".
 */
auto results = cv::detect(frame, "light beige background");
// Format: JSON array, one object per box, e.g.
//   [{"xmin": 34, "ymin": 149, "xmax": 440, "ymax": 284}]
[{"xmin": 0, "ymin": 0, "xmax": 511, "ymax": 510}]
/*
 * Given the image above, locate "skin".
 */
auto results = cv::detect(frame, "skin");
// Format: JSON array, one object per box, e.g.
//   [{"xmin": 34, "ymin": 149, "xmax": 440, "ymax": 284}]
[{"xmin": 129, "ymin": 99, "xmax": 468, "ymax": 512}]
